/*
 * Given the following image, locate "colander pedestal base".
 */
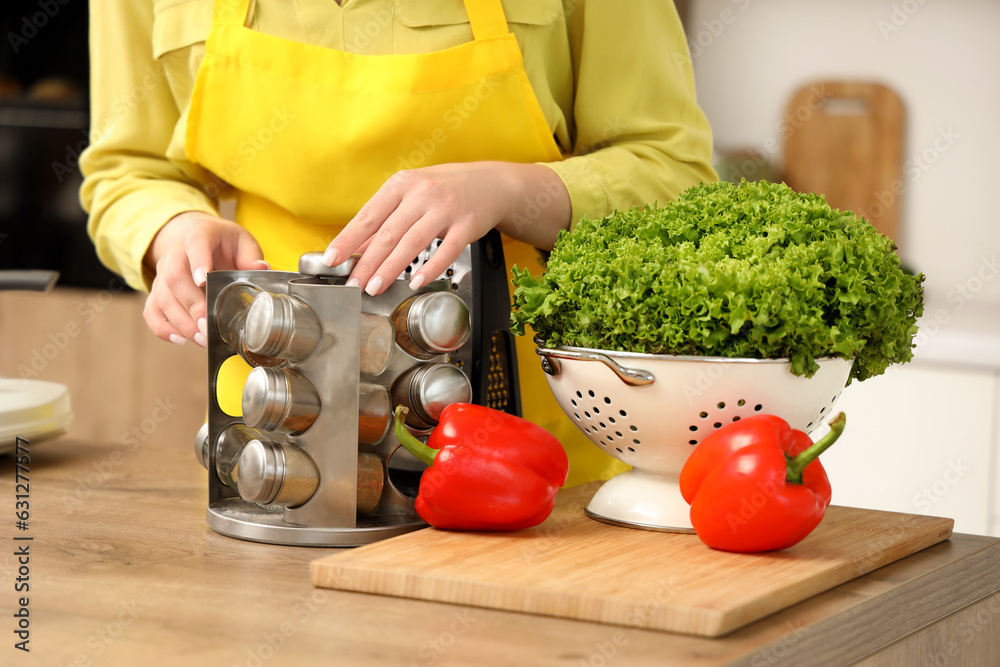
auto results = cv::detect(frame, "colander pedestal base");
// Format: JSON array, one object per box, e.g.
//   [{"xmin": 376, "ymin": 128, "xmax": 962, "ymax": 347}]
[{"xmin": 584, "ymin": 470, "xmax": 694, "ymax": 533}]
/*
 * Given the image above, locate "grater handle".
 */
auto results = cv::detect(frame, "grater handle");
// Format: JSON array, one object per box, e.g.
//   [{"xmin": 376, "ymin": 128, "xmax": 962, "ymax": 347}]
[{"xmin": 534, "ymin": 340, "xmax": 655, "ymax": 387}]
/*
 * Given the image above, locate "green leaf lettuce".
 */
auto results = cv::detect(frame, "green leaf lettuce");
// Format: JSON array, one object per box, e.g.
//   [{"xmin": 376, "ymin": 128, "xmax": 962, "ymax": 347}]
[{"xmin": 511, "ymin": 180, "xmax": 924, "ymax": 382}]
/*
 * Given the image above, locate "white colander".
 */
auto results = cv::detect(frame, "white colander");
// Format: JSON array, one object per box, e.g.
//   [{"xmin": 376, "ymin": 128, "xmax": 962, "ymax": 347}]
[{"xmin": 536, "ymin": 341, "xmax": 854, "ymax": 532}]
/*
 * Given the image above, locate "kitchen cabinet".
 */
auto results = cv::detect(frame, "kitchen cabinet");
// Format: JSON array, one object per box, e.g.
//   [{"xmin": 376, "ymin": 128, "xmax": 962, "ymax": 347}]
[{"xmin": 0, "ymin": 2, "xmax": 119, "ymax": 289}]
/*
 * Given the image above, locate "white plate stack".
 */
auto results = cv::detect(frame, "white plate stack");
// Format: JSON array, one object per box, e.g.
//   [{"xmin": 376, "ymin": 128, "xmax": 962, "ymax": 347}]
[{"xmin": 0, "ymin": 378, "xmax": 74, "ymax": 453}]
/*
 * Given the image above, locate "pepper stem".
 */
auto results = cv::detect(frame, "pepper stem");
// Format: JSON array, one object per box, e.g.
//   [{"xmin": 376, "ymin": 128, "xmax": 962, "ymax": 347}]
[
  {"xmin": 393, "ymin": 405, "xmax": 438, "ymax": 467},
  {"xmin": 786, "ymin": 412, "xmax": 846, "ymax": 484}
]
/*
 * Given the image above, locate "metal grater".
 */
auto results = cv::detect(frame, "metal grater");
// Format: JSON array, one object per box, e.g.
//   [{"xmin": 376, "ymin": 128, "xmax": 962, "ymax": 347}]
[{"xmin": 486, "ymin": 331, "xmax": 513, "ymax": 412}]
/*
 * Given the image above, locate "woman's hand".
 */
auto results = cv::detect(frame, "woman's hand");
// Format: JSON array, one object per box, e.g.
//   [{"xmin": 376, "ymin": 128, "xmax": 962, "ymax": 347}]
[
  {"xmin": 143, "ymin": 211, "xmax": 268, "ymax": 347},
  {"xmin": 322, "ymin": 162, "xmax": 571, "ymax": 295}
]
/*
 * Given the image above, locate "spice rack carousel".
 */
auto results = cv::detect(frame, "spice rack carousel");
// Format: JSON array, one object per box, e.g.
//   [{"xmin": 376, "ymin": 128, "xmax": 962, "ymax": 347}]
[{"xmin": 195, "ymin": 232, "xmax": 519, "ymax": 546}]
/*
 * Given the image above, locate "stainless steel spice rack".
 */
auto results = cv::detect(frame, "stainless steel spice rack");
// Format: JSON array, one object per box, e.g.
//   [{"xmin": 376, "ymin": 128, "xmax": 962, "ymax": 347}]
[{"xmin": 196, "ymin": 231, "xmax": 520, "ymax": 546}]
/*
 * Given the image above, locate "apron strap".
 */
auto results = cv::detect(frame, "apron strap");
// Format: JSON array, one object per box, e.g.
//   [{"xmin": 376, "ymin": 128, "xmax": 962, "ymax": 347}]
[
  {"xmin": 213, "ymin": 0, "xmax": 253, "ymax": 28},
  {"xmin": 463, "ymin": 0, "xmax": 510, "ymax": 41}
]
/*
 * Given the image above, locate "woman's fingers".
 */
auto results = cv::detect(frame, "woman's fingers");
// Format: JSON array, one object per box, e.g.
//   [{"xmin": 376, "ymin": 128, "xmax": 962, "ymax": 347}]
[
  {"xmin": 143, "ymin": 291, "xmax": 181, "ymax": 344},
  {"xmin": 181, "ymin": 221, "xmax": 216, "ymax": 287},
  {"xmin": 144, "ymin": 212, "xmax": 269, "ymax": 347},
  {"xmin": 323, "ymin": 172, "xmax": 407, "ymax": 267},
  {"xmin": 144, "ymin": 274, "xmax": 202, "ymax": 346},
  {"xmin": 148, "ymin": 247, "xmax": 208, "ymax": 346},
  {"xmin": 234, "ymin": 230, "xmax": 268, "ymax": 271},
  {"xmin": 350, "ymin": 205, "xmax": 445, "ymax": 295},
  {"xmin": 324, "ymin": 162, "xmax": 565, "ymax": 296},
  {"xmin": 159, "ymin": 251, "xmax": 209, "ymax": 326},
  {"xmin": 335, "ymin": 168, "xmax": 481, "ymax": 295}
]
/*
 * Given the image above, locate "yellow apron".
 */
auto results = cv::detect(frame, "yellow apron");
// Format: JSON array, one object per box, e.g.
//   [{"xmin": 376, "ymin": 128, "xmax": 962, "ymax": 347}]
[{"xmin": 185, "ymin": 0, "xmax": 626, "ymax": 485}]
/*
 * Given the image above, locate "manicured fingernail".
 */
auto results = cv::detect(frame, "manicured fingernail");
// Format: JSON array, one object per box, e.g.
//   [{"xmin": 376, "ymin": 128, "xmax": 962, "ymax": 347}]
[
  {"xmin": 197, "ymin": 317, "xmax": 207, "ymax": 338},
  {"xmin": 323, "ymin": 248, "xmax": 340, "ymax": 266},
  {"xmin": 194, "ymin": 332, "xmax": 207, "ymax": 348},
  {"xmin": 346, "ymin": 277, "xmax": 361, "ymax": 288},
  {"xmin": 408, "ymin": 273, "xmax": 426, "ymax": 291},
  {"xmin": 193, "ymin": 267, "xmax": 207, "ymax": 287},
  {"xmin": 169, "ymin": 334, "xmax": 187, "ymax": 346},
  {"xmin": 258, "ymin": 260, "xmax": 270, "ymax": 270},
  {"xmin": 365, "ymin": 276, "xmax": 384, "ymax": 296}
]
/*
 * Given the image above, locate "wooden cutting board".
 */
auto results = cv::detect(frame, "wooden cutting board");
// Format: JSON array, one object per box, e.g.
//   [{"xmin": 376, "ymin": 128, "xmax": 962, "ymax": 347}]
[
  {"xmin": 783, "ymin": 81, "xmax": 905, "ymax": 244},
  {"xmin": 311, "ymin": 483, "xmax": 953, "ymax": 637}
]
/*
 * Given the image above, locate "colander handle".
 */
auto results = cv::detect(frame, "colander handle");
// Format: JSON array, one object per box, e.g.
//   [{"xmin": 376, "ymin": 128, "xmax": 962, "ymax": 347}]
[{"xmin": 534, "ymin": 343, "xmax": 654, "ymax": 387}]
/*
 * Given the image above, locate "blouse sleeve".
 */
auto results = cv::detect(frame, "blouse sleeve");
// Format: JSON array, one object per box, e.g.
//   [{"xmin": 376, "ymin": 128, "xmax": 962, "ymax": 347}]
[
  {"xmin": 79, "ymin": 0, "xmax": 217, "ymax": 291},
  {"xmin": 542, "ymin": 0, "xmax": 718, "ymax": 225}
]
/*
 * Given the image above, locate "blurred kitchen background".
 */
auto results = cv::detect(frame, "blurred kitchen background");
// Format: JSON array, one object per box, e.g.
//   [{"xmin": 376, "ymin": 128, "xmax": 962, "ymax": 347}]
[
  {"xmin": 1, "ymin": 1, "xmax": 998, "ymax": 536},
  {"xmin": 0, "ymin": 0, "xmax": 119, "ymax": 288},
  {"xmin": 0, "ymin": 0, "xmax": 204, "ymax": 479}
]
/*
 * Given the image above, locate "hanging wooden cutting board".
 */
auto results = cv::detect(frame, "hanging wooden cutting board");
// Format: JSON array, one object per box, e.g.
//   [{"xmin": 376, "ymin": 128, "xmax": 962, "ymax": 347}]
[
  {"xmin": 311, "ymin": 483, "xmax": 953, "ymax": 638},
  {"xmin": 783, "ymin": 82, "xmax": 905, "ymax": 244}
]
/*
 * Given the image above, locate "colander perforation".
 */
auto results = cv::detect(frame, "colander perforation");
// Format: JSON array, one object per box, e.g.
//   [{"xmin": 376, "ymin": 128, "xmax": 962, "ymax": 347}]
[
  {"xmin": 573, "ymin": 388, "xmax": 641, "ymax": 451},
  {"xmin": 686, "ymin": 397, "xmax": 764, "ymax": 446},
  {"xmin": 806, "ymin": 392, "xmax": 842, "ymax": 430}
]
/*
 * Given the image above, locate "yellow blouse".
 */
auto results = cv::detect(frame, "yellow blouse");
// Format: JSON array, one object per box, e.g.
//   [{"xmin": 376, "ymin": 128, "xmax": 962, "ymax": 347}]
[{"xmin": 80, "ymin": 0, "xmax": 717, "ymax": 290}]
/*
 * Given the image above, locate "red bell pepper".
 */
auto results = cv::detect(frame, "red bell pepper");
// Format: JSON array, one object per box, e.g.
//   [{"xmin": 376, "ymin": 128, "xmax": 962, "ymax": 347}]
[
  {"xmin": 393, "ymin": 404, "xmax": 569, "ymax": 531},
  {"xmin": 679, "ymin": 412, "xmax": 846, "ymax": 553}
]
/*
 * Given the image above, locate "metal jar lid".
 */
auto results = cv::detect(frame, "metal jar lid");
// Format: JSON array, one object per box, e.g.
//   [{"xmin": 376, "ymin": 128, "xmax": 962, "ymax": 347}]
[
  {"xmin": 242, "ymin": 366, "xmax": 290, "ymax": 432},
  {"xmin": 235, "ymin": 438, "xmax": 283, "ymax": 505},
  {"xmin": 407, "ymin": 291, "xmax": 472, "ymax": 355},
  {"xmin": 242, "ymin": 367, "xmax": 321, "ymax": 434},
  {"xmin": 298, "ymin": 251, "xmax": 359, "ymax": 278},
  {"xmin": 213, "ymin": 423, "xmax": 267, "ymax": 490},
  {"xmin": 244, "ymin": 292, "xmax": 293, "ymax": 358},
  {"xmin": 214, "ymin": 281, "xmax": 261, "ymax": 350},
  {"xmin": 244, "ymin": 292, "xmax": 322, "ymax": 362},
  {"xmin": 194, "ymin": 422, "xmax": 210, "ymax": 470},
  {"xmin": 409, "ymin": 363, "xmax": 472, "ymax": 426},
  {"xmin": 235, "ymin": 439, "xmax": 320, "ymax": 508}
]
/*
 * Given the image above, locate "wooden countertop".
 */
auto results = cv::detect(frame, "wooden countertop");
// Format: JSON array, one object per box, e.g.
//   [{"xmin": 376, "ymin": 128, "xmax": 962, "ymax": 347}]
[{"xmin": 2, "ymin": 435, "xmax": 999, "ymax": 666}]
